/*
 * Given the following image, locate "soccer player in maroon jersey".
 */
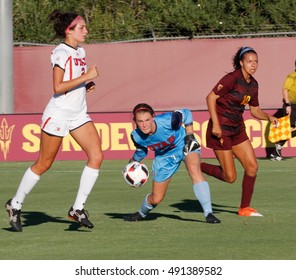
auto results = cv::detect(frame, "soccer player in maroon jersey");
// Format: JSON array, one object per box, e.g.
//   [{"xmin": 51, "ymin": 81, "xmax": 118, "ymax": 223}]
[{"xmin": 201, "ymin": 46, "xmax": 278, "ymax": 217}]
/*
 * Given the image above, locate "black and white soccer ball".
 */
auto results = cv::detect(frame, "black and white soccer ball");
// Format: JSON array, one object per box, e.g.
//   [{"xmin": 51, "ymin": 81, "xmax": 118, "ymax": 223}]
[{"xmin": 123, "ymin": 161, "xmax": 149, "ymax": 188}]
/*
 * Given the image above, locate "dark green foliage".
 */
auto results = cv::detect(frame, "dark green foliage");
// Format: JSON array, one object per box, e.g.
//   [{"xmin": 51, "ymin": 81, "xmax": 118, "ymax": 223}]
[{"xmin": 13, "ymin": 0, "xmax": 296, "ymax": 44}]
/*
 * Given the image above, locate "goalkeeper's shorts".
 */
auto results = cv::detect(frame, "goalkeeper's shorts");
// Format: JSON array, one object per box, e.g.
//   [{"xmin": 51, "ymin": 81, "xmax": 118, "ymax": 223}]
[{"xmin": 152, "ymin": 148, "xmax": 200, "ymax": 182}]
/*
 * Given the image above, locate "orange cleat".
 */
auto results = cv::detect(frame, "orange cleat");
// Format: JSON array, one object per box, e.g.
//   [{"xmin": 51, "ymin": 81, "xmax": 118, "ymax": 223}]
[{"xmin": 238, "ymin": 207, "xmax": 263, "ymax": 217}]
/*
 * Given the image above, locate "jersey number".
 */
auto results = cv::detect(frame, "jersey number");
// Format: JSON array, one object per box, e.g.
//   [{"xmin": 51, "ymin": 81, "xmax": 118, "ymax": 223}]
[{"xmin": 241, "ymin": 95, "xmax": 251, "ymax": 105}]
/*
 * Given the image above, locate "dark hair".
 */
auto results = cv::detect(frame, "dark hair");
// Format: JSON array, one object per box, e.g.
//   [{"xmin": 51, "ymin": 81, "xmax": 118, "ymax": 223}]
[
  {"xmin": 48, "ymin": 10, "xmax": 80, "ymax": 38},
  {"xmin": 232, "ymin": 47, "xmax": 257, "ymax": 70},
  {"xmin": 132, "ymin": 103, "xmax": 155, "ymax": 121}
]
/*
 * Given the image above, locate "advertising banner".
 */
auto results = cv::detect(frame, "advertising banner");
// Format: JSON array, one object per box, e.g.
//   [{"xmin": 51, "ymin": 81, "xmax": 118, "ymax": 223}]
[{"xmin": 1, "ymin": 110, "xmax": 295, "ymax": 162}]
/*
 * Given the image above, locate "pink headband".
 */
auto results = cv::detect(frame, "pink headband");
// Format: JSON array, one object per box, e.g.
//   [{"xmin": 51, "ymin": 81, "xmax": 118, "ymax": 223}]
[
  {"xmin": 134, "ymin": 107, "xmax": 154, "ymax": 115},
  {"xmin": 134, "ymin": 107, "xmax": 149, "ymax": 113},
  {"xmin": 65, "ymin": 15, "xmax": 83, "ymax": 33}
]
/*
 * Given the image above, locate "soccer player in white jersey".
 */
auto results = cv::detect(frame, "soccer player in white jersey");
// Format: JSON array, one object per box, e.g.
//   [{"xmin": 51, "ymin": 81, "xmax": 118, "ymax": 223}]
[
  {"xmin": 124, "ymin": 103, "xmax": 221, "ymax": 224},
  {"xmin": 5, "ymin": 10, "xmax": 103, "ymax": 231}
]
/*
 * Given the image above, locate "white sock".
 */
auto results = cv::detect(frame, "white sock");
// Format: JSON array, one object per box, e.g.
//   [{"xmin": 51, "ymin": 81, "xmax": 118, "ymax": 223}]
[
  {"xmin": 11, "ymin": 167, "xmax": 40, "ymax": 210},
  {"xmin": 73, "ymin": 166, "xmax": 99, "ymax": 210}
]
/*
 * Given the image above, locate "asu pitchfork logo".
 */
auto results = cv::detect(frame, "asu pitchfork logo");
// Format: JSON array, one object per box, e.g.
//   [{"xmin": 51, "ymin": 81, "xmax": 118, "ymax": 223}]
[{"xmin": 0, "ymin": 118, "xmax": 15, "ymax": 160}]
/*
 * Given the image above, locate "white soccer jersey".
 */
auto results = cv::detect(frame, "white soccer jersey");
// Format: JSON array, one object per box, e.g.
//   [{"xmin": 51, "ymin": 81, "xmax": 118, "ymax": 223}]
[{"xmin": 43, "ymin": 43, "xmax": 88, "ymax": 120}]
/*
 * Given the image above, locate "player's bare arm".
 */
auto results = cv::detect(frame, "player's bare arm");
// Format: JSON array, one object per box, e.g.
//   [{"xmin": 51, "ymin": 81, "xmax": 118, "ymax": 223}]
[
  {"xmin": 282, "ymin": 88, "xmax": 292, "ymax": 115},
  {"xmin": 250, "ymin": 105, "xmax": 278, "ymax": 126},
  {"xmin": 206, "ymin": 91, "xmax": 222, "ymax": 138},
  {"xmin": 53, "ymin": 65, "xmax": 99, "ymax": 94}
]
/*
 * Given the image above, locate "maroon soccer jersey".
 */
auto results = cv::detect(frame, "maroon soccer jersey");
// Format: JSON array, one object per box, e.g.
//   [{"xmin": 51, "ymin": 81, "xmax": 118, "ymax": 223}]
[{"xmin": 211, "ymin": 69, "xmax": 259, "ymax": 136}]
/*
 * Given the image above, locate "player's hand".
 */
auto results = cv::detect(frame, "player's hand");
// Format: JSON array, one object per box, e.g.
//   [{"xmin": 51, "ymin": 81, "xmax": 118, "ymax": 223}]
[
  {"xmin": 211, "ymin": 123, "xmax": 222, "ymax": 138},
  {"xmin": 184, "ymin": 134, "xmax": 200, "ymax": 156},
  {"xmin": 86, "ymin": 65, "xmax": 99, "ymax": 80},
  {"xmin": 268, "ymin": 115, "xmax": 278, "ymax": 128}
]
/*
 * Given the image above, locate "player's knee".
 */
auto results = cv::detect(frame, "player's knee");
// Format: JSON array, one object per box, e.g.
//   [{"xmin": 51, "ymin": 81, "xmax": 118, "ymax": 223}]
[
  {"xmin": 246, "ymin": 163, "xmax": 258, "ymax": 177},
  {"xmin": 89, "ymin": 150, "xmax": 104, "ymax": 167},
  {"xmin": 96, "ymin": 150, "xmax": 104, "ymax": 163},
  {"xmin": 32, "ymin": 161, "xmax": 52, "ymax": 175},
  {"xmin": 223, "ymin": 173, "xmax": 237, "ymax": 183}
]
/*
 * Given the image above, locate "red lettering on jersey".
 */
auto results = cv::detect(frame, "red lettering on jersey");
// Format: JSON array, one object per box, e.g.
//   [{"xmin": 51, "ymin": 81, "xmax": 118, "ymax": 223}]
[
  {"xmin": 81, "ymin": 58, "xmax": 86, "ymax": 66},
  {"xmin": 167, "ymin": 135, "xmax": 174, "ymax": 143},
  {"xmin": 73, "ymin": 58, "xmax": 86, "ymax": 66},
  {"xmin": 147, "ymin": 136, "xmax": 176, "ymax": 151}
]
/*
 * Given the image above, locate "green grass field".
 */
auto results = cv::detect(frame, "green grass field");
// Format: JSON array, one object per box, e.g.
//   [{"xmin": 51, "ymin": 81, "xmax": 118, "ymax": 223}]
[{"xmin": 0, "ymin": 157, "xmax": 295, "ymax": 260}]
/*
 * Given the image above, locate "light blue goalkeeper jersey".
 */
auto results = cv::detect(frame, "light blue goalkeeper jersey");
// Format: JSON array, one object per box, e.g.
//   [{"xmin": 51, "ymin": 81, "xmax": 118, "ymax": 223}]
[{"xmin": 131, "ymin": 109, "xmax": 193, "ymax": 162}]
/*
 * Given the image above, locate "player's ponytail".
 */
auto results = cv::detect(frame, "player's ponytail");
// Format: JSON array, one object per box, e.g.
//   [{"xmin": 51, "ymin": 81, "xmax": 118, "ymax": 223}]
[{"xmin": 48, "ymin": 10, "xmax": 80, "ymax": 39}]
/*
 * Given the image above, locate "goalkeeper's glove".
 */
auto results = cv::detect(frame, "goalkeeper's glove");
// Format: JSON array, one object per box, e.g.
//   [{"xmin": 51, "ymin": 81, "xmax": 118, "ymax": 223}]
[{"xmin": 183, "ymin": 134, "xmax": 200, "ymax": 156}]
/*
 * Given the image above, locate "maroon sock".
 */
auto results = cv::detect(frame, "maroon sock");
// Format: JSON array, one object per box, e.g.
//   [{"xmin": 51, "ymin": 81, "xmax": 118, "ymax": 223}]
[
  {"xmin": 201, "ymin": 162, "xmax": 225, "ymax": 181},
  {"xmin": 240, "ymin": 173, "xmax": 256, "ymax": 208}
]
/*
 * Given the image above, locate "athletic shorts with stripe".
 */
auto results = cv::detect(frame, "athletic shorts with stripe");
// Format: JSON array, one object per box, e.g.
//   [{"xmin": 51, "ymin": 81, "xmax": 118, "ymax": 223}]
[{"xmin": 41, "ymin": 113, "xmax": 92, "ymax": 137}]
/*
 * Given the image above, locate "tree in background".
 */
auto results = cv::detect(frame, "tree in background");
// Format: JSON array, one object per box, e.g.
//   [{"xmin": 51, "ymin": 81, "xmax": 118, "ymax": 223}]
[{"xmin": 13, "ymin": 0, "xmax": 296, "ymax": 44}]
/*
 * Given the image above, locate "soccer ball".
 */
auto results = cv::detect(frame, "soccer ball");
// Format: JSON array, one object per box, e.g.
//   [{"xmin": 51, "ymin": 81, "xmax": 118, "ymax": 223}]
[{"xmin": 123, "ymin": 161, "xmax": 149, "ymax": 188}]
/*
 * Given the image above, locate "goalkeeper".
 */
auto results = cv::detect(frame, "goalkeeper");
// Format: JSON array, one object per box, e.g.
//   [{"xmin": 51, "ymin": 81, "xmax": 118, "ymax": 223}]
[{"xmin": 124, "ymin": 103, "xmax": 221, "ymax": 224}]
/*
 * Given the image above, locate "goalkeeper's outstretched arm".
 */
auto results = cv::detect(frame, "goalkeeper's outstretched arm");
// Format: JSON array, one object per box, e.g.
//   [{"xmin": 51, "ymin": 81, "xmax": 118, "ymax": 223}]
[{"xmin": 130, "ymin": 134, "xmax": 148, "ymax": 162}]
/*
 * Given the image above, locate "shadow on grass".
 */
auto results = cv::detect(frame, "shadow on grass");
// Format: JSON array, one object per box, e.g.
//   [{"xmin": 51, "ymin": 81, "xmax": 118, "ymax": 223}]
[
  {"xmin": 170, "ymin": 199, "xmax": 203, "ymax": 213},
  {"xmin": 2, "ymin": 211, "xmax": 92, "ymax": 232},
  {"xmin": 105, "ymin": 212, "xmax": 206, "ymax": 223},
  {"xmin": 211, "ymin": 203, "xmax": 238, "ymax": 215},
  {"xmin": 171, "ymin": 199, "xmax": 238, "ymax": 215},
  {"xmin": 106, "ymin": 199, "xmax": 237, "ymax": 223}
]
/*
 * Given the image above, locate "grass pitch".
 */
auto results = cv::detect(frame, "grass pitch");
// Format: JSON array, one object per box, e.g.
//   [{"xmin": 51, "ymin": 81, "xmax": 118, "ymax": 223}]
[{"xmin": 0, "ymin": 158, "xmax": 295, "ymax": 260}]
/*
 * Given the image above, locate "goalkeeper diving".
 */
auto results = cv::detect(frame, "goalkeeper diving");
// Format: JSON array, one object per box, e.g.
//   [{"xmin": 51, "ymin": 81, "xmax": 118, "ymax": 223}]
[{"xmin": 124, "ymin": 103, "xmax": 221, "ymax": 224}]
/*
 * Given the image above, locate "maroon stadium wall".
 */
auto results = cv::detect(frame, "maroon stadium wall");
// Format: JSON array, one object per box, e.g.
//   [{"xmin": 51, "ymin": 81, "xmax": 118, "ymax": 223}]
[
  {"xmin": 14, "ymin": 37, "xmax": 295, "ymax": 113},
  {"xmin": 3, "ymin": 37, "xmax": 295, "ymax": 162}
]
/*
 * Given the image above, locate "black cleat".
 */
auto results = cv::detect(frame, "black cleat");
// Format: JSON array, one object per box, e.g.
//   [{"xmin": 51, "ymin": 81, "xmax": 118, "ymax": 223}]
[
  {"xmin": 68, "ymin": 207, "xmax": 94, "ymax": 228},
  {"xmin": 206, "ymin": 213, "xmax": 221, "ymax": 224},
  {"xmin": 124, "ymin": 211, "xmax": 144, "ymax": 222},
  {"xmin": 270, "ymin": 144, "xmax": 283, "ymax": 161},
  {"xmin": 5, "ymin": 199, "xmax": 22, "ymax": 232},
  {"xmin": 270, "ymin": 151, "xmax": 283, "ymax": 161}
]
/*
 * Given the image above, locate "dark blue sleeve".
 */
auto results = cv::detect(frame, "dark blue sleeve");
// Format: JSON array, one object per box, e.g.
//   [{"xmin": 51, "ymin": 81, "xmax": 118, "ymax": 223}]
[
  {"xmin": 171, "ymin": 109, "xmax": 193, "ymax": 130},
  {"xmin": 171, "ymin": 111, "xmax": 183, "ymax": 130}
]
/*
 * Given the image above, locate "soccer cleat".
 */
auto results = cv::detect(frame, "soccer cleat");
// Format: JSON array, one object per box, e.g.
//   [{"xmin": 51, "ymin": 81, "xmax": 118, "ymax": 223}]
[
  {"xmin": 270, "ymin": 144, "xmax": 283, "ymax": 161},
  {"xmin": 206, "ymin": 213, "xmax": 221, "ymax": 224},
  {"xmin": 238, "ymin": 207, "xmax": 263, "ymax": 217},
  {"xmin": 5, "ymin": 199, "xmax": 22, "ymax": 232},
  {"xmin": 270, "ymin": 152, "xmax": 283, "ymax": 161},
  {"xmin": 68, "ymin": 207, "xmax": 94, "ymax": 228},
  {"xmin": 124, "ymin": 211, "xmax": 144, "ymax": 222}
]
